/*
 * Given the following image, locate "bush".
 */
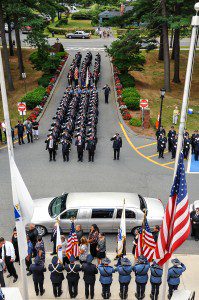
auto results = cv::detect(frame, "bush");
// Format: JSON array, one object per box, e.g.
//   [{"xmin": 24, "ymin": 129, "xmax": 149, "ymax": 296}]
[
  {"xmin": 55, "ymin": 19, "xmax": 68, "ymax": 27},
  {"xmin": 21, "ymin": 87, "xmax": 46, "ymax": 109},
  {"xmin": 71, "ymin": 10, "xmax": 93, "ymax": 20},
  {"xmin": 119, "ymin": 73, "xmax": 135, "ymax": 88},
  {"xmin": 122, "ymin": 87, "xmax": 140, "ymax": 110},
  {"xmin": 38, "ymin": 74, "xmax": 52, "ymax": 87},
  {"xmin": 129, "ymin": 118, "xmax": 142, "ymax": 127},
  {"xmin": 150, "ymin": 117, "xmax": 157, "ymax": 129}
]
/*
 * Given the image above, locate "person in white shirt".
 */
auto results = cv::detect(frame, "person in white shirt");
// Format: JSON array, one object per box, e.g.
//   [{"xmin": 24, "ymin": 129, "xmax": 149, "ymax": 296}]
[
  {"xmin": 0, "ymin": 258, "xmax": 5, "ymax": 287},
  {"xmin": 0, "ymin": 237, "xmax": 18, "ymax": 283}
]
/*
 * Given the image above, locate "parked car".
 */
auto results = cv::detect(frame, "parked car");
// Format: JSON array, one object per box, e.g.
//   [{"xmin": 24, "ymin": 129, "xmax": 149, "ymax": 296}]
[
  {"xmin": 30, "ymin": 192, "xmax": 164, "ymax": 236},
  {"xmin": 21, "ymin": 26, "xmax": 32, "ymax": 34},
  {"xmin": 66, "ymin": 30, "xmax": 91, "ymax": 39}
]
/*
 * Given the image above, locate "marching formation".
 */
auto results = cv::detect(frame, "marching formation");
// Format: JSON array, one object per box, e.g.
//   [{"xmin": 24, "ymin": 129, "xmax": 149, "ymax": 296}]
[{"xmin": 45, "ymin": 52, "xmax": 100, "ymax": 163}]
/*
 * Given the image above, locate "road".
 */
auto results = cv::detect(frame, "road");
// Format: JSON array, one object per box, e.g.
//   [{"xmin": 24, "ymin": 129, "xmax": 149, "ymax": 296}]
[{"xmin": 0, "ymin": 39, "xmax": 198, "ymax": 254}]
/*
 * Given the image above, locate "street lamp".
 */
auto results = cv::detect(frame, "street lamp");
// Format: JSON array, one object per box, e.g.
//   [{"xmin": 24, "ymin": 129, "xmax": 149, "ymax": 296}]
[
  {"xmin": 22, "ymin": 72, "xmax": 27, "ymax": 94},
  {"xmin": 159, "ymin": 88, "xmax": 166, "ymax": 129}
]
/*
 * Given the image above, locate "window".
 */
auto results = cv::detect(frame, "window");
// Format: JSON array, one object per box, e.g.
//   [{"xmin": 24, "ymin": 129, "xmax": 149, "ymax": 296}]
[
  {"xmin": 116, "ymin": 209, "xmax": 136, "ymax": 219},
  {"xmin": 49, "ymin": 194, "xmax": 67, "ymax": 218},
  {"xmin": 91, "ymin": 209, "xmax": 114, "ymax": 219},
  {"xmin": 60, "ymin": 209, "xmax": 78, "ymax": 220}
]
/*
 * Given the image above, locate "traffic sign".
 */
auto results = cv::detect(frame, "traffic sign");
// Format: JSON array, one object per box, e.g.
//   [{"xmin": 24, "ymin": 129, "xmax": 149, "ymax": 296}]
[
  {"xmin": 140, "ymin": 99, "xmax": 149, "ymax": 109},
  {"xmin": 18, "ymin": 102, "xmax": 26, "ymax": 112}
]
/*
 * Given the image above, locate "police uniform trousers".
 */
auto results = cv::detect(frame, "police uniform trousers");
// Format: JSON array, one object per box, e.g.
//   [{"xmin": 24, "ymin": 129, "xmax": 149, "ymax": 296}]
[
  {"xmin": 136, "ymin": 282, "xmax": 146, "ymax": 299},
  {"xmin": 18, "ymin": 134, "xmax": 24, "ymax": 145},
  {"xmin": 85, "ymin": 282, "xmax": 95, "ymax": 299},
  {"xmin": 0, "ymin": 270, "xmax": 5, "ymax": 287},
  {"xmin": 183, "ymin": 148, "xmax": 189, "ymax": 159},
  {"xmin": 171, "ymin": 148, "xmax": 176, "ymax": 159},
  {"xmin": 151, "ymin": 282, "xmax": 161, "ymax": 300},
  {"xmin": 114, "ymin": 149, "xmax": 120, "ymax": 160},
  {"xmin": 34, "ymin": 278, "xmax": 44, "ymax": 295},
  {"xmin": 120, "ymin": 282, "xmax": 129, "ymax": 299},
  {"xmin": 102, "ymin": 283, "xmax": 111, "ymax": 299},
  {"xmin": 49, "ymin": 148, "xmax": 56, "ymax": 161},
  {"xmin": 158, "ymin": 148, "xmax": 165, "ymax": 158},
  {"xmin": 52, "ymin": 282, "xmax": 62, "ymax": 297},
  {"xmin": 168, "ymin": 284, "xmax": 179, "ymax": 298},
  {"xmin": 195, "ymin": 150, "xmax": 199, "ymax": 161},
  {"xmin": 63, "ymin": 150, "xmax": 69, "ymax": 162},
  {"xmin": 68, "ymin": 279, "xmax": 79, "ymax": 298},
  {"xmin": 168, "ymin": 140, "xmax": 172, "ymax": 152},
  {"xmin": 105, "ymin": 94, "xmax": 109, "ymax": 104},
  {"xmin": 88, "ymin": 150, "xmax": 95, "ymax": 162},
  {"xmin": 5, "ymin": 256, "xmax": 18, "ymax": 278},
  {"xmin": 77, "ymin": 149, "xmax": 83, "ymax": 162}
]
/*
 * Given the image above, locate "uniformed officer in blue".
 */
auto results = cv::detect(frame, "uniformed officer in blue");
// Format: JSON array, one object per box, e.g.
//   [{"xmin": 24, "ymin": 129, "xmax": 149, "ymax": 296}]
[
  {"xmin": 98, "ymin": 257, "xmax": 115, "ymax": 299},
  {"xmin": 48, "ymin": 256, "xmax": 64, "ymax": 298},
  {"xmin": 65, "ymin": 255, "xmax": 82, "ymax": 298},
  {"xmin": 115, "ymin": 257, "xmax": 133, "ymax": 299},
  {"xmin": 167, "ymin": 258, "xmax": 186, "ymax": 299},
  {"xmin": 150, "ymin": 260, "xmax": 163, "ymax": 300},
  {"xmin": 133, "ymin": 255, "xmax": 150, "ymax": 300}
]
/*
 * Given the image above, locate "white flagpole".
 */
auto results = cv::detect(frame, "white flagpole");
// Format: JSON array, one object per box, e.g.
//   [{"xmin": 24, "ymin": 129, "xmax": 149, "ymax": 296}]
[
  {"xmin": 161, "ymin": 4, "xmax": 199, "ymax": 299},
  {"xmin": 0, "ymin": 49, "xmax": 29, "ymax": 299}
]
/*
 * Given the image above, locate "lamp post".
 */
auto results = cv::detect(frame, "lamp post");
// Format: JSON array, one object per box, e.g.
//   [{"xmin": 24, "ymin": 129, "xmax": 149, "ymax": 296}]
[{"xmin": 159, "ymin": 88, "xmax": 166, "ymax": 129}]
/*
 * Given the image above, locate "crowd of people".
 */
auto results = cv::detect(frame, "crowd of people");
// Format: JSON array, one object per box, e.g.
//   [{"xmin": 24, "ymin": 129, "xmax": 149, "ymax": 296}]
[
  {"xmin": 45, "ymin": 51, "xmax": 101, "ymax": 163},
  {"xmin": 156, "ymin": 126, "xmax": 199, "ymax": 161},
  {"xmin": 0, "ymin": 223, "xmax": 189, "ymax": 300}
]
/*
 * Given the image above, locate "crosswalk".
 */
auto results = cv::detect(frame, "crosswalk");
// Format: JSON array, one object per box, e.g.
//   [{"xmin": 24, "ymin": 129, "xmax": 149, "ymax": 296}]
[{"xmin": 65, "ymin": 47, "xmax": 105, "ymax": 52}]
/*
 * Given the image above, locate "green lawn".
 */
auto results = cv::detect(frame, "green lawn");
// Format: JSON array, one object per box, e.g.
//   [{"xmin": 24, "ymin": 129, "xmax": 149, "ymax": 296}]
[{"xmin": 58, "ymin": 17, "xmax": 92, "ymax": 29}]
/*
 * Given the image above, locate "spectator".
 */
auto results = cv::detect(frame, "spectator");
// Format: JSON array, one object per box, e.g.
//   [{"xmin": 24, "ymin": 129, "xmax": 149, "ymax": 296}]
[
  {"xmin": 27, "ymin": 224, "xmax": 38, "ymax": 257},
  {"xmin": 1, "ymin": 121, "xmax": 6, "ymax": 142},
  {"xmin": 132, "ymin": 229, "xmax": 139, "ymax": 256},
  {"xmin": 0, "ymin": 237, "xmax": 18, "ymax": 283},
  {"xmin": 173, "ymin": 106, "xmax": 180, "ymax": 125},
  {"xmin": 35, "ymin": 236, "xmax": 45, "ymax": 263},
  {"xmin": 26, "ymin": 235, "xmax": 33, "ymax": 276},
  {"xmin": 75, "ymin": 225, "xmax": 84, "ymax": 245},
  {"xmin": 190, "ymin": 207, "xmax": 199, "ymax": 241},
  {"xmin": 88, "ymin": 224, "xmax": 99, "ymax": 258},
  {"xmin": 61, "ymin": 235, "xmax": 69, "ymax": 266},
  {"xmin": 0, "ymin": 258, "xmax": 5, "ymax": 287},
  {"xmin": 96, "ymin": 232, "xmax": 106, "ymax": 265},
  {"xmin": 25, "ymin": 120, "xmax": 33, "ymax": 143},
  {"xmin": 32, "ymin": 119, "xmax": 39, "ymax": 140},
  {"xmin": 79, "ymin": 237, "xmax": 89, "ymax": 264},
  {"xmin": 15, "ymin": 120, "xmax": 25, "ymax": 145},
  {"xmin": 152, "ymin": 225, "xmax": 160, "ymax": 243},
  {"xmin": 30, "ymin": 256, "xmax": 46, "ymax": 296},
  {"xmin": 11, "ymin": 228, "xmax": 19, "ymax": 263}
]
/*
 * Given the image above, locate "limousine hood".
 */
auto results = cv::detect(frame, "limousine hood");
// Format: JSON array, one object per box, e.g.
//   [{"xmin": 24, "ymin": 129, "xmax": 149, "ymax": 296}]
[
  {"xmin": 145, "ymin": 197, "xmax": 164, "ymax": 219},
  {"xmin": 31, "ymin": 197, "xmax": 53, "ymax": 223}
]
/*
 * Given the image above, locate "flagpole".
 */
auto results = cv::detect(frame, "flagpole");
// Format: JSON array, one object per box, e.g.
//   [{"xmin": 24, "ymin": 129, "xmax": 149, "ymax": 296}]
[
  {"xmin": 161, "ymin": 5, "xmax": 199, "ymax": 299},
  {"xmin": 0, "ymin": 49, "xmax": 29, "ymax": 299}
]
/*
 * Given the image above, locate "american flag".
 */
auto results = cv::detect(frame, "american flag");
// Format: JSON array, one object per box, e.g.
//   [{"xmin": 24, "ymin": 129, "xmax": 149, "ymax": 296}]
[
  {"xmin": 74, "ymin": 67, "xmax": 79, "ymax": 80},
  {"xmin": 135, "ymin": 218, "xmax": 156, "ymax": 262},
  {"xmin": 155, "ymin": 152, "xmax": 190, "ymax": 266},
  {"xmin": 65, "ymin": 222, "xmax": 79, "ymax": 259}
]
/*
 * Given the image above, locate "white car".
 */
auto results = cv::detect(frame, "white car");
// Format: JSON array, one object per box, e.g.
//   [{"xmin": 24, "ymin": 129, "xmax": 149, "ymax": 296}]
[{"xmin": 30, "ymin": 192, "xmax": 164, "ymax": 236}]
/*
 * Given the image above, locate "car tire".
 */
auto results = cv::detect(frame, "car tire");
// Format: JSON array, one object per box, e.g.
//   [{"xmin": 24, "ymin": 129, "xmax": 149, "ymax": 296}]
[
  {"xmin": 69, "ymin": 36, "xmax": 72, "ymax": 39},
  {"xmin": 82, "ymin": 36, "xmax": 85, "ymax": 39},
  {"xmin": 131, "ymin": 226, "xmax": 142, "ymax": 236},
  {"xmin": 36, "ymin": 225, "xmax": 47, "ymax": 236}
]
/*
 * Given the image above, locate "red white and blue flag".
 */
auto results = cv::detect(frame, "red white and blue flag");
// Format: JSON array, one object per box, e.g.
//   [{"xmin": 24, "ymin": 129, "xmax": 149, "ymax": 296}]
[
  {"xmin": 65, "ymin": 222, "xmax": 79, "ymax": 259},
  {"xmin": 135, "ymin": 218, "xmax": 156, "ymax": 262},
  {"xmin": 155, "ymin": 152, "xmax": 190, "ymax": 266}
]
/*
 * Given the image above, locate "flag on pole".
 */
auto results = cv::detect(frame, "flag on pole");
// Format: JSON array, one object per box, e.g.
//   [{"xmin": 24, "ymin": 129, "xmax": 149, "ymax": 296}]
[
  {"xmin": 135, "ymin": 218, "xmax": 156, "ymax": 262},
  {"xmin": 56, "ymin": 221, "xmax": 63, "ymax": 264},
  {"xmin": 74, "ymin": 67, "xmax": 79, "ymax": 80},
  {"xmin": 117, "ymin": 200, "xmax": 126, "ymax": 256},
  {"xmin": 65, "ymin": 222, "xmax": 79, "ymax": 259},
  {"xmin": 86, "ymin": 68, "xmax": 89, "ymax": 87},
  {"xmin": 155, "ymin": 152, "xmax": 190, "ymax": 266}
]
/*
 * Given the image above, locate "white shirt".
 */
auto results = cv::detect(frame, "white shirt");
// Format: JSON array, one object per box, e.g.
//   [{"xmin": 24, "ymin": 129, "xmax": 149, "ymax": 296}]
[
  {"xmin": 1, "ymin": 122, "xmax": 6, "ymax": 132},
  {"xmin": 1, "ymin": 241, "xmax": 15, "ymax": 260},
  {"xmin": 49, "ymin": 139, "xmax": 53, "ymax": 149}
]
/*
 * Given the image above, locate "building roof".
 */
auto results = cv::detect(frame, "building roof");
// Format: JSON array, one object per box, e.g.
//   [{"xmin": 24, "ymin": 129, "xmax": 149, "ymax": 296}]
[
  {"xmin": 125, "ymin": 6, "xmax": 134, "ymax": 12},
  {"xmin": 99, "ymin": 10, "xmax": 121, "ymax": 18}
]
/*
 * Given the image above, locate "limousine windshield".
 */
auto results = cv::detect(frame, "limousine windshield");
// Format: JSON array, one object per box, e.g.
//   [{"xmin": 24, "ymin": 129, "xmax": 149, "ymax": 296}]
[{"xmin": 48, "ymin": 194, "xmax": 68, "ymax": 217}]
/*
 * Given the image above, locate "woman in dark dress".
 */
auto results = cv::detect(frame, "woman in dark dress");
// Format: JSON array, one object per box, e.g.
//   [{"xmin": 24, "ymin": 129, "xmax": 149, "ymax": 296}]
[
  {"xmin": 132, "ymin": 229, "xmax": 139, "ymax": 256},
  {"xmin": 88, "ymin": 224, "xmax": 99, "ymax": 258}
]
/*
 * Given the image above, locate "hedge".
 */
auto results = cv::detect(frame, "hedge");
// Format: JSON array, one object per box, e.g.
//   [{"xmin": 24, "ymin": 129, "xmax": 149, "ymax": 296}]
[
  {"xmin": 71, "ymin": 10, "xmax": 93, "ymax": 20},
  {"xmin": 48, "ymin": 26, "xmax": 95, "ymax": 35},
  {"xmin": 129, "ymin": 118, "xmax": 142, "ymax": 127},
  {"xmin": 118, "ymin": 73, "xmax": 135, "ymax": 88},
  {"xmin": 21, "ymin": 87, "xmax": 46, "ymax": 110},
  {"xmin": 122, "ymin": 87, "xmax": 141, "ymax": 110},
  {"xmin": 38, "ymin": 74, "xmax": 52, "ymax": 87}
]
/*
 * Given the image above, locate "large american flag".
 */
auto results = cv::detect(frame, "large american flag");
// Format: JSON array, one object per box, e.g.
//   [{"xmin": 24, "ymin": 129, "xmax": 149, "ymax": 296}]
[
  {"xmin": 135, "ymin": 218, "xmax": 156, "ymax": 262},
  {"xmin": 65, "ymin": 222, "xmax": 79, "ymax": 259},
  {"xmin": 155, "ymin": 152, "xmax": 190, "ymax": 266}
]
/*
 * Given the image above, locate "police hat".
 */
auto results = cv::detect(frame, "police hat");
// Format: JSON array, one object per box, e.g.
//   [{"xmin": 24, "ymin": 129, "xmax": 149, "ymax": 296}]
[
  {"xmin": 69, "ymin": 255, "xmax": 76, "ymax": 263},
  {"xmin": 102, "ymin": 257, "xmax": 111, "ymax": 265},
  {"xmin": 34, "ymin": 256, "xmax": 42, "ymax": 265},
  {"xmin": 138, "ymin": 255, "xmax": 147, "ymax": 263},
  {"xmin": 121, "ymin": 257, "xmax": 131, "ymax": 266},
  {"xmin": 86, "ymin": 254, "xmax": 93, "ymax": 263},
  {"xmin": 171, "ymin": 258, "xmax": 181, "ymax": 266},
  {"xmin": 52, "ymin": 256, "xmax": 58, "ymax": 265}
]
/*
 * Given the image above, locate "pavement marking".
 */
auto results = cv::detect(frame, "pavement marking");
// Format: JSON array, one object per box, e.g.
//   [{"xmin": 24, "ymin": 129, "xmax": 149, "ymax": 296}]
[
  {"xmin": 0, "ymin": 134, "xmax": 27, "ymax": 150},
  {"xmin": 136, "ymin": 142, "xmax": 157, "ymax": 149},
  {"xmin": 147, "ymin": 150, "xmax": 169, "ymax": 158},
  {"xmin": 161, "ymin": 161, "xmax": 175, "ymax": 166},
  {"xmin": 119, "ymin": 122, "xmax": 174, "ymax": 171}
]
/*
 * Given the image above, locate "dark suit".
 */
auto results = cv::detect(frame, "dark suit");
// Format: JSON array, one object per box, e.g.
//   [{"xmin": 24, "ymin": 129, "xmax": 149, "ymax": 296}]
[
  {"xmin": 30, "ymin": 261, "xmax": 46, "ymax": 295},
  {"xmin": 48, "ymin": 263, "xmax": 64, "ymax": 297},
  {"xmin": 111, "ymin": 136, "xmax": 122, "ymax": 160},
  {"xmin": 82, "ymin": 262, "xmax": 98, "ymax": 299},
  {"xmin": 75, "ymin": 139, "xmax": 85, "ymax": 162},
  {"xmin": 86, "ymin": 140, "xmax": 96, "ymax": 162},
  {"xmin": 65, "ymin": 263, "xmax": 82, "ymax": 298},
  {"xmin": 45, "ymin": 139, "xmax": 57, "ymax": 161}
]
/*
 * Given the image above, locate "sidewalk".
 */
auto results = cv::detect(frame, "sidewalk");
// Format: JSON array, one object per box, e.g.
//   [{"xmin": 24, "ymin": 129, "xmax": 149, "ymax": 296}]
[{"xmin": 5, "ymin": 252, "xmax": 198, "ymax": 299}]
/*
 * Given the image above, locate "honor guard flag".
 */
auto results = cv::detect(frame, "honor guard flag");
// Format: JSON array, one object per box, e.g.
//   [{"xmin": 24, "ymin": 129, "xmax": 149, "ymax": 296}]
[
  {"xmin": 65, "ymin": 222, "xmax": 79, "ymax": 259},
  {"xmin": 117, "ymin": 200, "xmax": 126, "ymax": 256},
  {"xmin": 155, "ymin": 152, "xmax": 190, "ymax": 266},
  {"xmin": 56, "ymin": 221, "xmax": 63, "ymax": 264},
  {"xmin": 86, "ymin": 68, "xmax": 89, "ymax": 87}
]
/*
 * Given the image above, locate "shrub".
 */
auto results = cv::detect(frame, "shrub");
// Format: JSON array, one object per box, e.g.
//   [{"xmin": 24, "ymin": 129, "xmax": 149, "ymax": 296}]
[
  {"xmin": 119, "ymin": 73, "xmax": 135, "ymax": 88},
  {"xmin": 122, "ymin": 87, "xmax": 140, "ymax": 110},
  {"xmin": 21, "ymin": 87, "xmax": 46, "ymax": 109},
  {"xmin": 71, "ymin": 10, "xmax": 93, "ymax": 20},
  {"xmin": 55, "ymin": 19, "xmax": 68, "ymax": 27},
  {"xmin": 38, "ymin": 74, "xmax": 52, "ymax": 87},
  {"xmin": 150, "ymin": 117, "xmax": 157, "ymax": 129},
  {"xmin": 129, "ymin": 118, "xmax": 142, "ymax": 127}
]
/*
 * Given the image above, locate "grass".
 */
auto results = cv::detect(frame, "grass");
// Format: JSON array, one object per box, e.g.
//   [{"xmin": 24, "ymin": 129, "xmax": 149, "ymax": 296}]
[
  {"xmin": 57, "ymin": 16, "xmax": 92, "ymax": 29},
  {"xmin": 0, "ymin": 49, "xmax": 42, "ymax": 128},
  {"xmin": 130, "ymin": 50, "xmax": 199, "ymax": 134}
]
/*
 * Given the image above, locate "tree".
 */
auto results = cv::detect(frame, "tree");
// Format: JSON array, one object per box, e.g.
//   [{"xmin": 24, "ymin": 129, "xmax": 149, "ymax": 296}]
[
  {"xmin": 106, "ymin": 30, "xmax": 146, "ymax": 73},
  {"xmin": 161, "ymin": 0, "xmax": 170, "ymax": 91}
]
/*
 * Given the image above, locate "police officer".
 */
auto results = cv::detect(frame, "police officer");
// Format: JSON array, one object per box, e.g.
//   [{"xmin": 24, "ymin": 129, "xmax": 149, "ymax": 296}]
[
  {"xmin": 48, "ymin": 256, "xmax": 64, "ymax": 298},
  {"xmin": 183, "ymin": 135, "xmax": 190, "ymax": 159},
  {"xmin": 171, "ymin": 134, "xmax": 178, "ymax": 159},
  {"xmin": 190, "ymin": 207, "xmax": 199, "ymax": 241},
  {"xmin": 29, "ymin": 256, "xmax": 46, "ymax": 296},
  {"xmin": 86, "ymin": 136, "xmax": 96, "ymax": 162},
  {"xmin": 167, "ymin": 126, "xmax": 176, "ymax": 152},
  {"xmin": 150, "ymin": 261, "xmax": 163, "ymax": 300},
  {"xmin": 82, "ymin": 254, "xmax": 98, "ymax": 299},
  {"xmin": 75, "ymin": 135, "xmax": 85, "ymax": 162},
  {"xmin": 110, "ymin": 133, "xmax": 122, "ymax": 160},
  {"xmin": 98, "ymin": 257, "xmax": 115, "ymax": 299},
  {"xmin": 103, "ymin": 84, "xmax": 111, "ymax": 104},
  {"xmin": 194, "ymin": 135, "xmax": 199, "ymax": 161},
  {"xmin": 133, "ymin": 255, "xmax": 150, "ymax": 300},
  {"xmin": 61, "ymin": 138, "xmax": 71, "ymax": 162},
  {"xmin": 191, "ymin": 130, "xmax": 198, "ymax": 154},
  {"xmin": 156, "ymin": 126, "xmax": 166, "ymax": 151},
  {"xmin": 158, "ymin": 133, "xmax": 167, "ymax": 159},
  {"xmin": 65, "ymin": 255, "xmax": 81, "ymax": 298},
  {"xmin": 115, "ymin": 257, "xmax": 133, "ymax": 300},
  {"xmin": 167, "ymin": 258, "xmax": 186, "ymax": 299}
]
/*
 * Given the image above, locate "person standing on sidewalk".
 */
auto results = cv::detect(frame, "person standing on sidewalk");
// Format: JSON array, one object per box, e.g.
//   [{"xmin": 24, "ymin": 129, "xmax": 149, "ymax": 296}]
[
  {"xmin": 45, "ymin": 135, "xmax": 57, "ymax": 162},
  {"xmin": 0, "ymin": 237, "xmax": 18, "ymax": 283},
  {"xmin": 27, "ymin": 224, "xmax": 38, "ymax": 258},
  {"xmin": 115, "ymin": 257, "xmax": 133, "ymax": 300},
  {"xmin": 103, "ymin": 84, "xmax": 111, "ymax": 104},
  {"xmin": 30, "ymin": 256, "xmax": 46, "ymax": 296},
  {"xmin": 150, "ymin": 261, "xmax": 163, "ymax": 300},
  {"xmin": 98, "ymin": 257, "xmax": 115, "ymax": 299},
  {"xmin": 0, "ymin": 258, "xmax": 5, "ymax": 287},
  {"xmin": 25, "ymin": 120, "xmax": 33, "ymax": 143},
  {"xmin": 167, "ymin": 258, "xmax": 186, "ymax": 299},
  {"xmin": 133, "ymin": 255, "xmax": 150, "ymax": 300},
  {"xmin": 26, "ymin": 235, "xmax": 33, "ymax": 276},
  {"xmin": 173, "ymin": 106, "xmax": 180, "ymax": 125},
  {"xmin": 65, "ymin": 255, "xmax": 82, "ymax": 299},
  {"xmin": 15, "ymin": 120, "xmax": 25, "ymax": 145},
  {"xmin": 82, "ymin": 254, "xmax": 98, "ymax": 299},
  {"xmin": 110, "ymin": 133, "xmax": 122, "ymax": 160},
  {"xmin": 32, "ymin": 119, "xmax": 39, "ymax": 140},
  {"xmin": 48, "ymin": 256, "xmax": 64, "ymax": 298}
]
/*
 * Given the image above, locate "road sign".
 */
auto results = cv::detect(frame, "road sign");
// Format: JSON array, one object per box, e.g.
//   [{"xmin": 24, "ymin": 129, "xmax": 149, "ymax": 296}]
[
  {"xmin": 17, "ymin": 102, "xmax": 26, "ymax": 113},
  {"xmin": 140, "ymin": 99, "xmax": 149, "ymax": 109}
]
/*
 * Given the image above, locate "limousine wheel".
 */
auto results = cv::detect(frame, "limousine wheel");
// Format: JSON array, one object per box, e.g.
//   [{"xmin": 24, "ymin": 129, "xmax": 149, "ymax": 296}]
[
  {"xmin": 131, "ymin": 226, "xmax": 142, "ymax": 236},
  {"xmin": 36, "ymin": 225, "xmax": 47, "ymax": 236}
]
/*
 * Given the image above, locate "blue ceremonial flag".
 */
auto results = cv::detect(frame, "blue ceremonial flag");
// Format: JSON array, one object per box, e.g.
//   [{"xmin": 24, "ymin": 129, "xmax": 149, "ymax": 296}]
[{"xmin": 117, "ymin": 200, "xmax": 126, "ymax": 256}]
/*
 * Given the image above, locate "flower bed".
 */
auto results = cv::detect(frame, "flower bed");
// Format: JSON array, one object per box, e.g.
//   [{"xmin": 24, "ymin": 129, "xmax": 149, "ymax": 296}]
[{"xmin": 26, "ymin": 54, "xmax": 68, "ymax": 121}]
